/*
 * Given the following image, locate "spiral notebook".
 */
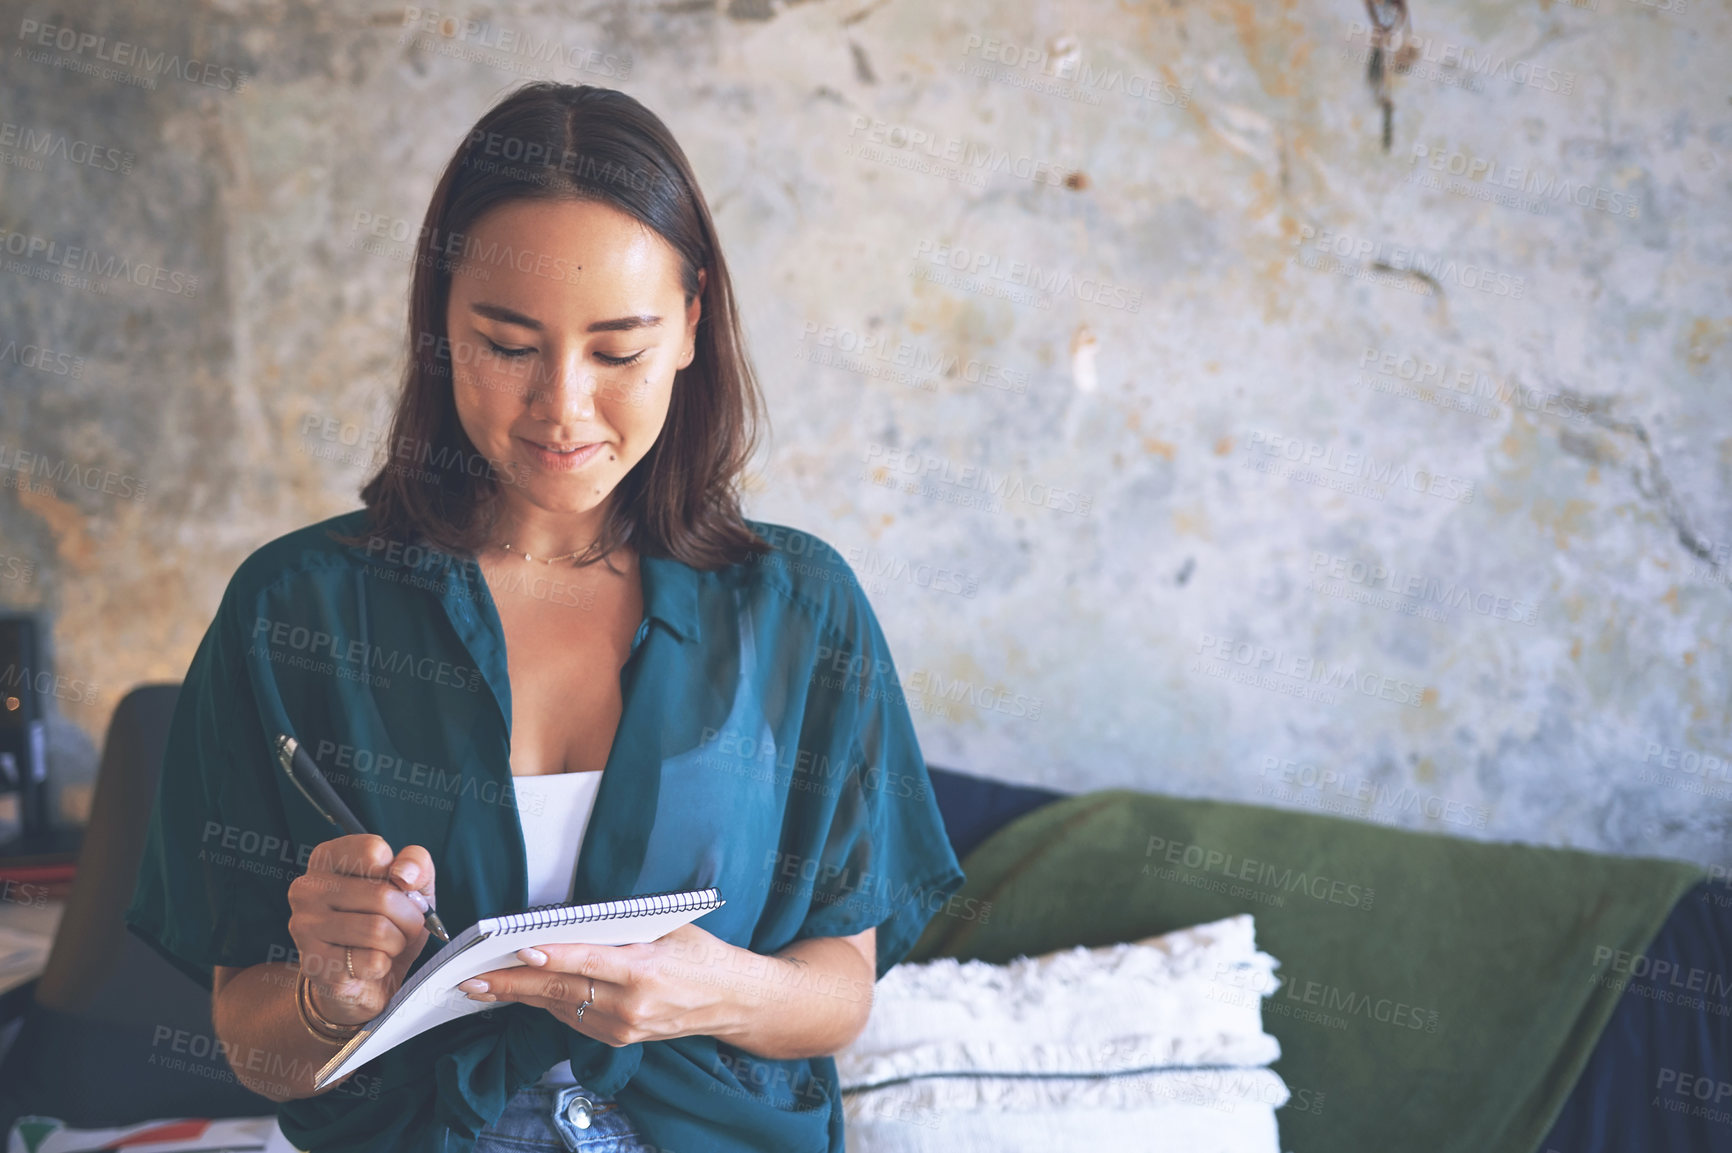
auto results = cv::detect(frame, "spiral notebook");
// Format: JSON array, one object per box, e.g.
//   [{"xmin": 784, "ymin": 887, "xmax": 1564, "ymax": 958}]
[{"xmin": 314, "ymin": 887, "xmax": 724, "ymax": 1089}]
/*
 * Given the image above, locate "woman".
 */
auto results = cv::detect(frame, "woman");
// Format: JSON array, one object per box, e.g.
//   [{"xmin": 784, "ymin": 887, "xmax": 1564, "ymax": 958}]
[{"xmin": 123, "ymin": 82, "xmax": 964, "ymax": 1153}]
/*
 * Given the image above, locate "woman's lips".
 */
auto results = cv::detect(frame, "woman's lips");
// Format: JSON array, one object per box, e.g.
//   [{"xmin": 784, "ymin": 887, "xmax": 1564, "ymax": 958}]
[{"xmin": 519, "ymin": 437, "xmax": 606, "ymax": 472}]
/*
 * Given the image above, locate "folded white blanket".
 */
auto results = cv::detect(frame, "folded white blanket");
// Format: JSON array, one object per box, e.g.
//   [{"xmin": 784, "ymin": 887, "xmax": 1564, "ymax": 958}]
[
  {"xmin": 839, "ymin": 914, "xmax": 1282, "ymax": 1090},
  {"xmin": 844, "ymin": 1065, "xmax": 1291, "ymax": 1119},
  {"xmin": 845, "ymin": 1096, "xmax": 1284, "ymax": 1153},
  {"xmin": 838, "ymin": 915, "xmax": 1288, "ymax": 1153}
]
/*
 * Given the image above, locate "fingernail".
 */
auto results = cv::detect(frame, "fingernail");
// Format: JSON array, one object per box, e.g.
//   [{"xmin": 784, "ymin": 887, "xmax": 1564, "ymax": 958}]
[
  {"xmin": 396, "ymin": 864, "xmax": 420, "ymax": 886},
  {"xmin": 458, "ymin": 979, "xmax": 488, "ymax": 993},
  {"xmin": 404, "ymin": 889, "xmax": 430, "ymax": 913},
  {"xmin": 518, "ymin": 947, "xmax": 547, "ymax": 966}
]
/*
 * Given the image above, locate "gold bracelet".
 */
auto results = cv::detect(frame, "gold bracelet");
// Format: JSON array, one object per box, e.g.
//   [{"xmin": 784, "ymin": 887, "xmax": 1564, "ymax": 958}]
[{"xmin": 296, "ymin": 971, "xmax": 364, "ymax": 1044}]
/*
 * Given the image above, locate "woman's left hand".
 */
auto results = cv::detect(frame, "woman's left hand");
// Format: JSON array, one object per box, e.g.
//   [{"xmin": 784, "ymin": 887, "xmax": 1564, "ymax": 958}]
[{"xmin": 458, "ymin": 922, "xmax": 748, "ymax": 1046}]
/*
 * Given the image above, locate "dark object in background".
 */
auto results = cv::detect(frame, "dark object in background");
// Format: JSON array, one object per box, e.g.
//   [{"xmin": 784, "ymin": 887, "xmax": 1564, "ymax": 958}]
[
  {"xmin": 1538, "ymin": 879, "xmax": 1732, "ymax": 1153},
  {"xmin": 0, "ymin": 614, "xmax": 83, "ymax": 865},
  {"xmin": 925, "ymin": 765, "xmax": 1064, "ymax": 862},
  {"xmin": 0, "ymin": 615, "xmax": 52, "ymax": 853},
  {"xmin": 0, "ymin": 683, "xmax": 276, "ymax": 1135}
]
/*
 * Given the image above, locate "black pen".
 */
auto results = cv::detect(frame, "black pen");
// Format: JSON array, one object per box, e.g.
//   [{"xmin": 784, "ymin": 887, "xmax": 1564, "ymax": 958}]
[{"xmin": 272, "ymin": 733, "xmax": 450, "ymax": 943}]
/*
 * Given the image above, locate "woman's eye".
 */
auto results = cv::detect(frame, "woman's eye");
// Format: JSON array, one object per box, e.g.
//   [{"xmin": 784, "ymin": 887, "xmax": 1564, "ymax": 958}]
[
  {"xmin": 483, "ymin": 338, "xmax": 534, "ymax": 360},
  {"xmin": 596, "ymin": 350, "xmax": 646, "ymax": 367}
]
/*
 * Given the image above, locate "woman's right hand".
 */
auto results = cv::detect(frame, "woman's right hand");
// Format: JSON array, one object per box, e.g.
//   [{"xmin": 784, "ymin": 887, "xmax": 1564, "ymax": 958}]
[{"xmin": 286, "ymin": 834, "xmax": 438, "ymax": 1026}]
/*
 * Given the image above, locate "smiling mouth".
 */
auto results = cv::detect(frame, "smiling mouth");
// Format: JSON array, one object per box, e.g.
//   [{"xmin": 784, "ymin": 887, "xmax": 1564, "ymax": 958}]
[
  {"xmin": 533, "ymin": 441, "xmax": 594, "ymax": 453},
  {"xmin": 518, "ymin": 437, "xmax": 608, "ymax": 470}
]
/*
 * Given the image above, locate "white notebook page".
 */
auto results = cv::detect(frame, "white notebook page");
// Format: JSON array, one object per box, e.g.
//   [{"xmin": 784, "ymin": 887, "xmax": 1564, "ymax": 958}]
[{"xmin": 316, "ymin": 890, "xmax": 722, "ymax": 1088}]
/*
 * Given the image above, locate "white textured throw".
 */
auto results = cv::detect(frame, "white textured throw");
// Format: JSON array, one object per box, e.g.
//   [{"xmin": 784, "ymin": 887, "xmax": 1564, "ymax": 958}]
[
  {"xmin": 844, "ymin": 1098, "xmax": 1284, "ymax": 1153},
  {"xmin": 844, "ymin": 1066, "xmax": 1291, "ymax": 1119},
  {"xmin": 838, "ymin": 915, "xmax": 1288, "ymax": 1153}
]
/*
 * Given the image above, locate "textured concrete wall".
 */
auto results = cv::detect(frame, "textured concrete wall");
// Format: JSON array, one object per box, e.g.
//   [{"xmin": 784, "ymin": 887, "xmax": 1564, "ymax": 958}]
[{"xmin": 0, "ymin": 0, "xmax": 1726, "ymax": 865}]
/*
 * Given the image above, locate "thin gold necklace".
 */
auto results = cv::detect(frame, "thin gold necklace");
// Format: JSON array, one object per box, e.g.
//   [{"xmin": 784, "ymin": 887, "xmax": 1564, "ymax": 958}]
[{"xmin": 495, "ymin": 540, "xmax": 586, "ymax": 565}]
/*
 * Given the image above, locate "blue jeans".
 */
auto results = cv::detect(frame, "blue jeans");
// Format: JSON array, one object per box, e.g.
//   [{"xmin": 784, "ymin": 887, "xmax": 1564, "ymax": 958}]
[{"xmin": 471, "ymin": 1082, "xmax": 652, "ymax": 1152}]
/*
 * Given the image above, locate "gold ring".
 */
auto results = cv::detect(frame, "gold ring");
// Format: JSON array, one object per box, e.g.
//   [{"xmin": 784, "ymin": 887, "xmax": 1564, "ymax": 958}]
[{"xmin": 345, "ymin": 946, "xmax": 356, "ymax": 980}]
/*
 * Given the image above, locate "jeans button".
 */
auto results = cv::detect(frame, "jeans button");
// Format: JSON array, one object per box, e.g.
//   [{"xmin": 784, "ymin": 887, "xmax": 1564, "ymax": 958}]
[{"xmin": 564, "ymin": 1094, "xmax": 593, "ymax": 1130}]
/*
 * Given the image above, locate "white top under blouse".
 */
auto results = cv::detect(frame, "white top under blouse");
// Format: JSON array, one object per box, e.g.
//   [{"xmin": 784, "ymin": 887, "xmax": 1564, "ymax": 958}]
[
  {"xmin": 511, "ymin": 769, "xmax": 604, "ymax": 1088},
  {"xmin": 513, "ymin": 769, "xmax": 604, "ymax": 906}
]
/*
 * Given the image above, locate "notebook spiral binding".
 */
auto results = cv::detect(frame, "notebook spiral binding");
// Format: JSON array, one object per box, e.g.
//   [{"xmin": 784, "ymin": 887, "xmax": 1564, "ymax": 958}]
[{"xmin": 497, "ymin": 887, "xmax": 722, "ymax": 933}]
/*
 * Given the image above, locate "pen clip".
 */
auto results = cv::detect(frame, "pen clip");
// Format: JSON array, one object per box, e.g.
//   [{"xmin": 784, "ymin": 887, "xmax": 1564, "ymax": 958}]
[{"xmin": 274, "ymin": 733, "xmax": 341, "ymax": 829}]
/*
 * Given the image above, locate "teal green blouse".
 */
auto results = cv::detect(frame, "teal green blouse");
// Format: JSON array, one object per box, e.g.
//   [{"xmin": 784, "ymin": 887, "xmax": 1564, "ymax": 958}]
[{"xmin": 122, "ymin": 508, "xmax": 965, "ymax": 1153}]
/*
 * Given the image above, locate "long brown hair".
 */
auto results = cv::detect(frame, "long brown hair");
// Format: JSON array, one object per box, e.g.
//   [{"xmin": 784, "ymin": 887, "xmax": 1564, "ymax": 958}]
[{"xmin": 341, "ymin": 82, "xmax": 769, "ymax": 571}]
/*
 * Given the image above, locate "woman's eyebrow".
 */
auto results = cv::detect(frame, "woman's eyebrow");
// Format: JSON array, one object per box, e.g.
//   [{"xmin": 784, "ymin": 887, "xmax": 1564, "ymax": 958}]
[{"xmin": 469, "ymin": 302, "xmax": 663, "ymax": 333}]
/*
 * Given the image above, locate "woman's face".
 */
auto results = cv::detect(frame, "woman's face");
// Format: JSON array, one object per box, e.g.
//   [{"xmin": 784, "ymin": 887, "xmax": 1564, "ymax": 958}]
[{"xmin": 444, "ymin": 197, "xmax": 703, "ymax": 525}]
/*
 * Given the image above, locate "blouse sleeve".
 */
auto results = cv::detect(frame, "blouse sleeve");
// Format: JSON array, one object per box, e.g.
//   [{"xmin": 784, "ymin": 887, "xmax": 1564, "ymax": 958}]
[
  {"xmin": 123, "ymin": 574, "xmax": 302, "ymax": 992},
  {"xmin": 790, "ymin": 581, "xmax": 966, "ymax": 979}
]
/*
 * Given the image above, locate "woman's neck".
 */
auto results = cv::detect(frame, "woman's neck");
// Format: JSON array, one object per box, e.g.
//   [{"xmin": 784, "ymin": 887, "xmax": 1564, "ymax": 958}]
[{"xmin": 490, "ymin": 496, "xmax": 613, "ymax": 561}]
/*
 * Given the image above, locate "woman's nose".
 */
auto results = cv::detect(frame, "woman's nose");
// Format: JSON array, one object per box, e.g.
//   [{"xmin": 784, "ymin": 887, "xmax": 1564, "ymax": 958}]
[{"xmin": 526, "ymin": 354, "xmax": 598, "ymax": 421}]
